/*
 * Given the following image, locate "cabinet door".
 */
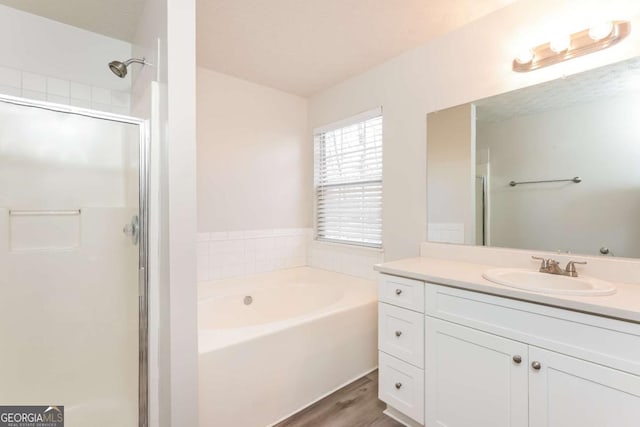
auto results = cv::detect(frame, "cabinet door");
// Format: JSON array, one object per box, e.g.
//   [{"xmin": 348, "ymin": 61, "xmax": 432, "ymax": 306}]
[
  {"xmin": 425, "ymin": 318, "xmax": 529, "ymax": 427},
  {"xmin": 529, "ymin": 346, "xmax": 640, "ymax": 427}
]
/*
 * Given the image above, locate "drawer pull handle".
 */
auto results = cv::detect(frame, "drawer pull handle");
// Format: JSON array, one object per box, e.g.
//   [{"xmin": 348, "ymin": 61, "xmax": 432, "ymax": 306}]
[
  {"xmin": 395, "ymin": 382, "xmax": 402, "ymax": 389},
  {"xmin": 395, "ymin": 330, "xmax": 402, "ymax": 337},
  {"xmin": 513, "ymin": 355, "xmax": 522, "ymax": 364},
  {"xmin": 395, "ymin": 288, "xmax": 402, "ymax": 295},
  {"xmin": 532, "ymin": 361, "xmax": 542, "ymax": 370}
]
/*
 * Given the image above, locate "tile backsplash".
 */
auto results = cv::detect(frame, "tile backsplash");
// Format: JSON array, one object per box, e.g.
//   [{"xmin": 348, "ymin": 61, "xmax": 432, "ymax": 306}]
[
  {"xmin": 197, "ymin": 228, "xmax": 384, "ymax": 282},
  {"xmin": 428, "ymin": 222, "xmax": 465, "ymax": 244},
  {"xmin": 0, "ymin": 65, "xmax": 130, "ymax": 115}
]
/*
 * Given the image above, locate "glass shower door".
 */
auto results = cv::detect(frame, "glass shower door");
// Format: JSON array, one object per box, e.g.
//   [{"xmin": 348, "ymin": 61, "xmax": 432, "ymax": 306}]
[{"xmin": 0, "ymin": 98, "xmax": 146, "ymax": 427}]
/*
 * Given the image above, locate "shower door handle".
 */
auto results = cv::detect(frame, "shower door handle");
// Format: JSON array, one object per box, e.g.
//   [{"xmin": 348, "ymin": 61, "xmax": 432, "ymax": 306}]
[{"xmin": 123, "ymin": 215, "xmax": 139, "ymax": 245}]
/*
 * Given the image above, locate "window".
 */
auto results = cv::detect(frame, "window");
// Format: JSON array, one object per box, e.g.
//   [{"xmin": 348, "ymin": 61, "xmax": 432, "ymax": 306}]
[{"xmin": 314, "ymin": 108, "xmax": 383, "ymax": 248}]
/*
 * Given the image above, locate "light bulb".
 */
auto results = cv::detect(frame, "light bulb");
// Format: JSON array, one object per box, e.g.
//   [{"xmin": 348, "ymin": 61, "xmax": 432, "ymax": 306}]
[
  {"xmin": 549, "ymin": 35, "xmax": 571, "ymax": 53},
  {"xmin": 514, "ymin": 48, "xmax": 535, "ymax": 65},
  {"xmin": 588, "ymin": 21, "xmax": 614, "ymax": 41}
]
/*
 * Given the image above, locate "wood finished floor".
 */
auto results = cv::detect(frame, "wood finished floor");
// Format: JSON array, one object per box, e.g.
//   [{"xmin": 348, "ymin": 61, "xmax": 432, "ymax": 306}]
[{"xmin": 275, "ymin": 370, "xmax": 403, "ymax": 427}]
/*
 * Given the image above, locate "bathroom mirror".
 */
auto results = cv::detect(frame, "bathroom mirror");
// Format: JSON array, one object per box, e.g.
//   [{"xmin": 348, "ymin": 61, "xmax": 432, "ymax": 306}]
[{"xmin": 427, "ymin": 56, "xmax": 640, "ymax": 258}]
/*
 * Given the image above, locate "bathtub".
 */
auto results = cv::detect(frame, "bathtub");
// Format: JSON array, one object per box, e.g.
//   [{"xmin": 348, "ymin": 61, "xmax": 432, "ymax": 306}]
[{"xmin": 198, "ymin": 267, "xmax": 378, "ymax": 427}]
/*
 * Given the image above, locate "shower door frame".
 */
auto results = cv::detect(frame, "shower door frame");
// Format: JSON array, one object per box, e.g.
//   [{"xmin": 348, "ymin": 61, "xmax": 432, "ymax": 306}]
[{"xmin": 0, "ymin": 94, "xmax": 150, "ymax": 427}]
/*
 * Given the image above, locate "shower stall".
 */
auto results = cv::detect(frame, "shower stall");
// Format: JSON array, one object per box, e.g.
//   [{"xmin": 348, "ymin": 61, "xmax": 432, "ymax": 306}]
[{"xmin": 0, "ymin": 94, "xmax": 148, "ymax": 427}]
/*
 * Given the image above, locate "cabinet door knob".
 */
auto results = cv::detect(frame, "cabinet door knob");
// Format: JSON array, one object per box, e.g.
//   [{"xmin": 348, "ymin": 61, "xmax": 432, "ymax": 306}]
[
  {"xmin": 531, "ymin": 361, "xmax": 542, "ymax": 370},
  {"xmin": 395, "ymin": 288, "xmax": 402, "ymax": 295},
  {"xmin": 395, "ymin": 330, "xmax": 402, "ymax": 337},
  {"xmin": 513, "ymin": 355, "xmax": 522, "ymax": 364},
  {"xmin": 395, "ymin": 382, "xmax": 402, "ymax": 389}
]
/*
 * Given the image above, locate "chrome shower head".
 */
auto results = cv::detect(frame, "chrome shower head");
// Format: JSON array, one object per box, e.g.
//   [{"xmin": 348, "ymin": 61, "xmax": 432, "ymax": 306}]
[
  {"xmin": 109, "ymin": 61, "xmax": 128, "ymax": 78},
  {"xmin": 108, "ymin": 58, "xmax": 147, "ymax": 78}
]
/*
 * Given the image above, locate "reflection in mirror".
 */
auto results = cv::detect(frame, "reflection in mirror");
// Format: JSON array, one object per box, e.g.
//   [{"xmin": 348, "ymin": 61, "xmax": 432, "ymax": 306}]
[{"xmin": 427, "ymin": 56, "xmax": 640, "ymax": 258}]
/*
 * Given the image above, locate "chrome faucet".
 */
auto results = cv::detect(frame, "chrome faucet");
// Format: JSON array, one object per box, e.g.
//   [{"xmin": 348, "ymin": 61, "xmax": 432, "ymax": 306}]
[{"xmin": 532, "ymin": 256, "xmax": 587, "ymax": 277}]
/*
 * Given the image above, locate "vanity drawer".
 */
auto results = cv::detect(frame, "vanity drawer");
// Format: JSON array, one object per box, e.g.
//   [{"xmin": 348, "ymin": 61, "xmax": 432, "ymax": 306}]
[
  {"xmin": 379, "ymin": 274, "xmax": 424, "ymax": 312},
  {"xmin": 379, "ymin": 302, "xmax": 424, "ymax": 368},
  {"xmin": 378, "ymin": 351, "xmax": 425, "ymax": 424}
]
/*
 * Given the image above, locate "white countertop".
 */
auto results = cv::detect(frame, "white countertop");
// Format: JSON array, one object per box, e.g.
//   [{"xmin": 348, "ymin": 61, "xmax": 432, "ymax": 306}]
[{"xmin": 375, "ymin": 257, "xmax": 640, "ymax": 323}]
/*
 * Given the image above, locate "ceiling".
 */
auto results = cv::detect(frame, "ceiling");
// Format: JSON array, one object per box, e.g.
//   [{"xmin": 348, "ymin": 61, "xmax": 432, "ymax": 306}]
[
  {"xmin": 0, "ymin": 0, "xmax": 145, "ymax": 42},
  {"xmin": 196, "ymin": 0, "xmax": 517, "ymax": 96},
  {"xmin": 1, "ymin": 0, "xmax": 517, "ymax": 97}
]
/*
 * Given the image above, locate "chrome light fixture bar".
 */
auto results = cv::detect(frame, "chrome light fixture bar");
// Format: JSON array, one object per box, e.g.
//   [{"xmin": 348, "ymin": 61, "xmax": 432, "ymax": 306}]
[{"xmin": 513, "ymin": 21, "xmax": 631, "ymax": 72}]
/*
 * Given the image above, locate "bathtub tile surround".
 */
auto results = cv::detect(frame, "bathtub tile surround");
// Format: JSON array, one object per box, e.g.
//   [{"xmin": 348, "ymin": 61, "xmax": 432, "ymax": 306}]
[
  {"xmin": 0, "ymin": 65, "xmax": 131, "ymax": 114},
  {"xmin": 197, "ymin": 228, "xmax": 384, "ymax": 282},
  {"xmin": 197, "ymin": 228, "xmax": 310, "ymax": 281},
  {"xmin": 307, "ymin": 240, "xmax": 383, "ymax": 281}
]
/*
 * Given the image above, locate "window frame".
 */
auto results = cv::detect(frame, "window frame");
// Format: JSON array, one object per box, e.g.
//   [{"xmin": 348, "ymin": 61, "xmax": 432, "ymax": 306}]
[{"xmin": 313, "ymin": 107, "xmax": 383, "ymax": 249}]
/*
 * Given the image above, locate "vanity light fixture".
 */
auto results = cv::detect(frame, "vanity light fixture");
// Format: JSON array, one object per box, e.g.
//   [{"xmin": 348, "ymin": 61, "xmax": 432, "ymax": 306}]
[
  {"xmin": 513, "ymin": 20, "xmax": 630, "ymax": 72},
  {"xmin": 514, "ymin": 48, "xmax": 535, "ymax": 65},
  {"xmin": 588, "ymin": 21, "xmax": 615, "ymax": 41},
  {"xmin": 549, "ymin": 34, "xmax": 571, "ymax": 53}
]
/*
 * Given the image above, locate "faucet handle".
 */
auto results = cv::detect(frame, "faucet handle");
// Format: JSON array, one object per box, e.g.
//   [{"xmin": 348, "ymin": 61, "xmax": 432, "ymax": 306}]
[
  {"xmin": 565, "ymin": 260, "xmax": 587, "ymax": 277},
  {"xmin": 532, "ymin": 256, "xmax": 549, "ymax": 270}
]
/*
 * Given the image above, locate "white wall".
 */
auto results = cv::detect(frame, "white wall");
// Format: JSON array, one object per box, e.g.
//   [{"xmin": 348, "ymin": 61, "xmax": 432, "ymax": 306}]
[
  {"xmin": 0, "ymin": 4, "xmax": 131, "ymax": 113},
  {"xmin": 197, "ymin": 69, "xmax": 311, "ymax": 232},
  {"xmin": 166, "ymin": 0, "xmax": 198, "ymax": 423},
  {"xmin": 131, "ymin": 0, "xmax": 198, "ymax": 425},
  {"xmin": 477, "ymin": 91, "xmax": 640, "ymax": 257},
  {"xmin": 308, "ymin": 0, "xmax": 640, "ymax": 261}
]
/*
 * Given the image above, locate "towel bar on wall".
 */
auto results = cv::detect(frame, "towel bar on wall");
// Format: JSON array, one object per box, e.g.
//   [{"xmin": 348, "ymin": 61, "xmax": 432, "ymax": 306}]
[
  {"xmin": 509, "ymin": 177, "xmax": 582, "ymax": 187},
  {"xmin": 8, "ymin": 209, "xmax": 81, "ymax": 216}
]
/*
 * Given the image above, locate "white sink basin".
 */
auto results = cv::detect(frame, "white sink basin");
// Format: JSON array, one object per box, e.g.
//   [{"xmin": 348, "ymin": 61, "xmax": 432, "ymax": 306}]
[{"xmin": 482, "ymin": 268, "xmax": 616, "ymax": 296}]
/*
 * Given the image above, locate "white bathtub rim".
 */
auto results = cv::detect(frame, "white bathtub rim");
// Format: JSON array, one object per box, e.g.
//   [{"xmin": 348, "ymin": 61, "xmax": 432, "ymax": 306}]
[
  {"xmin": 265, "ymin": 366, "xmax": 378, "ymax": 427},
  {"xmin": 198, "ymin": 267, "xmax": 377, "ymax": 353},
  {"xmin": 198, "ymin": 296, "xmax": 376, "ymax": 353},
  {"xmin": 197, "ymin": 266, "xmax": 375, "ymax": 297}
]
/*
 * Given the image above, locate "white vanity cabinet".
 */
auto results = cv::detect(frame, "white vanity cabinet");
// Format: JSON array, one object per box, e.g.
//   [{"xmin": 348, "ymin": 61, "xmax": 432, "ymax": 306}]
[
  {"xmin": 426, "ymin": 318, "xmax": 640, "ymax": 427},
  {"xmin": 425, "ymin": 318, "xmax": 528, "ymax": 427},
  {"xmin": 528, "ymin": 347, "xmax": 640, "ymax": 427},
  {"xmin": 378, "ymin": 275, "xmax": 425, "ymax": 425},
  {"xmin": 377, "ymin": 273, "xmax": 640, "ymax": 427}
]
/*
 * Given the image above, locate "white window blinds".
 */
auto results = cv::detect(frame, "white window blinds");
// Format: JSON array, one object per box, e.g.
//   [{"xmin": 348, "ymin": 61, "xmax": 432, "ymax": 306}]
[{"xmin": 314, "ymin": 108, "xmax": 383, "ymax": 248}]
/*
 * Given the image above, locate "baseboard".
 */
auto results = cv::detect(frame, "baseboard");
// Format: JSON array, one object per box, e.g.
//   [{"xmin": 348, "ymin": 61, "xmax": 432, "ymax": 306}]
[
  {"xmin": 267, "ymin": 366, "xmax": 378, "ymax": 427},
  {"xmin": 383, "ymin": 406, "xmax": 424, "ymax": 427}
]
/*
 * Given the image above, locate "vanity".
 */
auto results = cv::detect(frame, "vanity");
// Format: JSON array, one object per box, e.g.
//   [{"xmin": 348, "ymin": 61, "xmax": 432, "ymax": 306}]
[
  {"xmin": 375, "ymin": 250, "xmax": 640, "ymax": 427},
  {"xmin": 380, "ymin": 53, "xmax": 640, "ymax": 427}
]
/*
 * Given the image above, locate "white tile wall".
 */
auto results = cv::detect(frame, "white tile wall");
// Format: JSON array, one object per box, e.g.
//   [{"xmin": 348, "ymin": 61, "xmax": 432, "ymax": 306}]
[
  {"xmin": 0, "ymin": 67, "xmax": 21, "ymax": 88},
  {"xmin": 22, "ymin": 72, "xmax": 46, "ymax": 92},
  {"xmin": 197, "ymin": 228, "xmax": 310, "ymax": 282},
  {"xmin": 307, "ymin": 240, "xmax": 384, "ymax": 281},
  {"xmin": 197, "ymin": 228, "xmax": 385, "ymax": 282},
  {"xmin": 70, "ymin": 82, "xmax": 91, "ymax": 101},
  {"xmin": 428, "ymin": 223, "xmax": 465, "ymax": 244},
  {"xmin": 0, "ymin": 65, "xmax": 130, "ymax": 115},
  {"xmin": 47, "ymin": 77, "xmax": 70, "ymax": 97}
]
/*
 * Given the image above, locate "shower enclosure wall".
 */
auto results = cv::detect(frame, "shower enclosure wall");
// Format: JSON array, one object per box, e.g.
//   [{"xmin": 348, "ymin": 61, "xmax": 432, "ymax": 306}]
[{"xmin": 0, "ymin": 95, "xmax": 148, "ymax": 427}]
